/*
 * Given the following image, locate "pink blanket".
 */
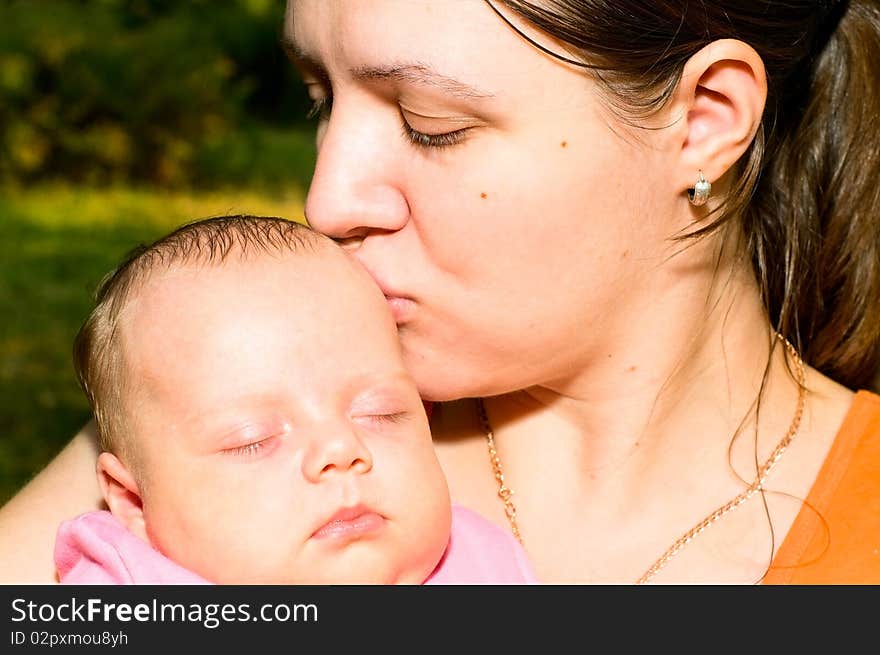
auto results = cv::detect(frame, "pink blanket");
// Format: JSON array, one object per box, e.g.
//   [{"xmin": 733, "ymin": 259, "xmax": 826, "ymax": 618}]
[{"xmin": 55, "ymin": 504, "xmax": 537, "ymax": 585}]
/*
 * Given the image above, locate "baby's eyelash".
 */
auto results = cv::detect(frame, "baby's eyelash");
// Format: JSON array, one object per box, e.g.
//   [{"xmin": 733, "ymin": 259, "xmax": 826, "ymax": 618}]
[
  {"xmin": 371, "ymin": 412, "xmax": 410, "ymax": 424},
  {"xmin": 225, "ymin": 437, "xmax": 273, "ymax": 457},
  {"xmin": 353, "ymin": 412, "xmax": 411, "ymax": 427}
]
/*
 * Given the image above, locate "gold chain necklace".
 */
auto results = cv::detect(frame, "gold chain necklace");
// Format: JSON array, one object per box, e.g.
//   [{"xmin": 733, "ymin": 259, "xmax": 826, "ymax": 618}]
[{"xmin": 479, "ymin": 336, "xmax": 807, "ymax": 584}]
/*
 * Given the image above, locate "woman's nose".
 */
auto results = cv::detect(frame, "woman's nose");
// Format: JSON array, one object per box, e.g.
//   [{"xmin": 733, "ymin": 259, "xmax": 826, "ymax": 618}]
[
  {"xmin": 302, "ymin": 424, "xmax": 374, "ymax": 483},
  {"xmin": 304, "ymin": 104, "xmax": 410, "ymax": 242}
]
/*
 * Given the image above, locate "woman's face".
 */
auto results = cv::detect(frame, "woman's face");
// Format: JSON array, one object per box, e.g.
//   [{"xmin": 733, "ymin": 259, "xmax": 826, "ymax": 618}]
[{"xmin": 286, "ymin": 0, "xmax": 682, "ymax": 401}]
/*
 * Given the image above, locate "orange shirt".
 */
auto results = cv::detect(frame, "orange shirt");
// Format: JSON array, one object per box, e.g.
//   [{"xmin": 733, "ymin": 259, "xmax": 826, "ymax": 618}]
[{"xmin": 763, "ymin": 390, "xmax": 880, "ymax": 584}]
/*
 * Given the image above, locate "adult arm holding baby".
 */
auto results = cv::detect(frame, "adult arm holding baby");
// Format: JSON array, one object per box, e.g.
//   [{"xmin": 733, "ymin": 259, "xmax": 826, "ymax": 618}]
[{"xmin": 0, "ymin": 424, "xmax": 103, "ymax": 583}]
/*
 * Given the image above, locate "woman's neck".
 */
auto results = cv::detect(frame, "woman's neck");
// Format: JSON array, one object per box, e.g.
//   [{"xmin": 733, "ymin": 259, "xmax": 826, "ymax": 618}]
[
  {"xmin": 436, "ymin": 234, "xmax": 853, "ymax": 582},
  {"xmin": 484, "ymin": 238, "xmax": 801, "ymax": 510}
]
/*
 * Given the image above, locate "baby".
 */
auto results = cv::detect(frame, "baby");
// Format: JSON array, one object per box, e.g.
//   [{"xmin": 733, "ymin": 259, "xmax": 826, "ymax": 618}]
[{"xmin": 55, "ymin": 215, "xmax": 535, "ymax": 585}]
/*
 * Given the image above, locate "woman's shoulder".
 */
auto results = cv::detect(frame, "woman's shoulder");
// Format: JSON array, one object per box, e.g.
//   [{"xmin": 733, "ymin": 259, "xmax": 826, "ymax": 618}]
[
  {"xmin": 807, "ymin": 364, "xmax": 878, "ymax": 446},
  {"xmin": 848, "ymin": 388, "xmax": 880, "ymax": 417},
  {"xmin": 824, "ymin": 388, "xmax": 880, "ymax": 475},
  {"xmin": 764, "ymin": 387, "xmax": 880, "ymax": 583},
  {"xmin": 828, "ymin": 388, "xmax": 880, "ymax": 458},
  {"xmin": 791, "ymin": 371, "xmax": 876, "ymax": 506}
]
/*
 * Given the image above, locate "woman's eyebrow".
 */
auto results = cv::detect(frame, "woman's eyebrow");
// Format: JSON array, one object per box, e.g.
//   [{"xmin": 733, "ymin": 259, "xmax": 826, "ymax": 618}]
[
  {"xmin": 280, "ymin": 36, "xmax": 494, "ymax": 99},
  {"xmin": 281, "ymin": 36, "xmax": 495, "ymax": 99},
  {"xmin": 351, "ymin": 63, "xmax": 495, "ymax": 99}
]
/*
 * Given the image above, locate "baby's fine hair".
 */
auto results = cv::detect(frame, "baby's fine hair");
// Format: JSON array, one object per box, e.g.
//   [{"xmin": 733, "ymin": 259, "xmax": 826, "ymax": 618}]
[{"xmin": 73, "ymin": 215, "xmax": 329, "ymax": 465}]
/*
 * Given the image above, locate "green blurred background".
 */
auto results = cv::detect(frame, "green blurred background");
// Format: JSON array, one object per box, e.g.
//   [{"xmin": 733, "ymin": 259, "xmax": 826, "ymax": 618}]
[{"xmin": 0, "ymin": 0, "xmax": 317, "ymax": 504}]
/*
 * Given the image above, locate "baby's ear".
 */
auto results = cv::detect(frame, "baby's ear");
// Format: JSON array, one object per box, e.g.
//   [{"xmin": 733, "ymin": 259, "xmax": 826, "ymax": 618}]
[{"xmin": 96, "ymin": 452, "xmax": 148, "ymax": 542}]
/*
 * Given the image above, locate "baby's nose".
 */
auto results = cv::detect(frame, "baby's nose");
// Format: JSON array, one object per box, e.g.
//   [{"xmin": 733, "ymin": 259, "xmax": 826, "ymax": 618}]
[{"xmin": 302, "ymin": 424, "xmax": 373, "ymax": 482}]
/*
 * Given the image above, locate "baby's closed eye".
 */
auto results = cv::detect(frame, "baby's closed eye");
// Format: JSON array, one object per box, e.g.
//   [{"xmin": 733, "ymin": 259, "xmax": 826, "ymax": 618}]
[
  {"xmin": 351, "ymin": 412, "xmax": 412, "ymax": 429},
  {"xmin": 216, "ymin": 420, "xmax": 290, "ymax": 459}
]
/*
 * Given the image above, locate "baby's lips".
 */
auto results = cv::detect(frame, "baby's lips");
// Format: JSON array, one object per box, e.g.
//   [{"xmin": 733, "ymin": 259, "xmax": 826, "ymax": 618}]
[{"xmin": 310, "ymin": 504, "xmax": 386, "ymax": 541}]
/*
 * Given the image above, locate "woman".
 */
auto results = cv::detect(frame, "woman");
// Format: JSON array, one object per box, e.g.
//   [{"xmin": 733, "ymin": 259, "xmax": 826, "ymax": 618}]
[{"xmin": 2, "ymin": 0, "xmax": 878, "ymax": 583}]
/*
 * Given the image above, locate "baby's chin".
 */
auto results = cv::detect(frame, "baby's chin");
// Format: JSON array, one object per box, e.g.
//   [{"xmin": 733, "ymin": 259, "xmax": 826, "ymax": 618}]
[
  {"xmin": 202, "ymin": 547, "xmax": 439, "ymax": 585},
  {"xmin": 289, "ymin": 551, "xmax": 439, "ymax": 585}
]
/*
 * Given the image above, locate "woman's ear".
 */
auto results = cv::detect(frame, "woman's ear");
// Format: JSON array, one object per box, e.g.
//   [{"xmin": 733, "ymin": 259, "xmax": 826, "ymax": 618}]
[
  {"xmin": 669, "ymin": 38, "xmax": 768, "ymax": 199},
  {"xmin": 96, "ymin": 452, "xmax": 148, "ymax": 542}
]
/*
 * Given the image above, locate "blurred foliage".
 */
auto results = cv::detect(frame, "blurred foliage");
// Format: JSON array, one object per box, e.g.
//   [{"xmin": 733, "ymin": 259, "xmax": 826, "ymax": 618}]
[
  {"xmin": 0, "ymin": 184, "xmax": 306, "ymax": 504},
  {"xmin": 0, "ymin": 0, "xmax": 316, "ymax": 188}
]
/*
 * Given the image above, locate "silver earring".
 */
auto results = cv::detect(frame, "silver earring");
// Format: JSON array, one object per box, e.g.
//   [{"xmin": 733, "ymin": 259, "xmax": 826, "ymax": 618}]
[{"xmin": 687, "ymin": 170, "xmax": 711, "ymax": 206}]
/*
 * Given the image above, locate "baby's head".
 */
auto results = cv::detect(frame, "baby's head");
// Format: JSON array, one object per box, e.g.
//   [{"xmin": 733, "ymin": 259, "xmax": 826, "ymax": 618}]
[{"xmin": 73, "ymin": 215, "xmax": 451, "ymax": 584}]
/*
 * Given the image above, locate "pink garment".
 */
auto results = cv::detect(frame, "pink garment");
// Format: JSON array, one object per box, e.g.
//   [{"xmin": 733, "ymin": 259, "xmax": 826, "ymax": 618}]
[
  {"xmin": 55, "ymin": 511, "xmax": 208, "ymax": 585},
  {"xmin": 55, "ymin": 504, "xmax": 537, "ymax": 585},
  {"xmin": 423, "ymin": 504, "xmax": 537, "ymax": 584}
]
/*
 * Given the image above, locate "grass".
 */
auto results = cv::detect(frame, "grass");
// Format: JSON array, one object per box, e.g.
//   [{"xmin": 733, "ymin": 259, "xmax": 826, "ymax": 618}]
[{"xmin": 0, "ymin": 184, "xmax": 306, "ymax": 505}]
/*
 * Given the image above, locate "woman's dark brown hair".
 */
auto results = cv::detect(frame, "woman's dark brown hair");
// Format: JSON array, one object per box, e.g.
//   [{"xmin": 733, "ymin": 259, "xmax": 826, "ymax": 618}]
[{"xmin": 493, "ymin": 0, "xmax": 880, "ymax": 391}]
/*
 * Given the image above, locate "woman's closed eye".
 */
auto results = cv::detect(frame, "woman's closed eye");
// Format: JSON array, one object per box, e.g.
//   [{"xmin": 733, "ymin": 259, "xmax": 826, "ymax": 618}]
[
  {"xmin": 305, "ymin": 91, "xmax": 471, "ymax": 150},
  {"xmin": 400, "ymin": 119, "xmax": 470, "ymax": 149}
]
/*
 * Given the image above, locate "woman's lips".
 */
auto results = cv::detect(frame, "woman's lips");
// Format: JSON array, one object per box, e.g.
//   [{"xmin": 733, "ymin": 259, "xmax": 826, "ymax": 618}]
[
  {"xmin": 311, "ymin": 506, "xmax": 386, "ymax": 542},
  {"xmin": 384, "ymin": 295, "xmax": 416, "ymax": 324},
  {"xmin": 350, "ymin": 257, "xmax": 416, "ymax": 324}
]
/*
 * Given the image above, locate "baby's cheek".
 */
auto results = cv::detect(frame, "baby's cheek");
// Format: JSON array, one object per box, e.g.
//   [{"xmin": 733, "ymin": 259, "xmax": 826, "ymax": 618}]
[
  {"xmin": 387, "ymin": 442, "xmax": 450, "ymax": 522},
  {"xmin": 398, "ymin": 473, "xmax": 453, "ymax": 582},
  {"xmin": 141, "ymin": 492, "xmax": 252, "ymax": 582},
  {"xmin": 140, "ymin": 496, "xmax": 200, "ymax": 565},
  {"xmin": 141, "ymin": 467, "xmax": 232, "ymax": 557}
]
